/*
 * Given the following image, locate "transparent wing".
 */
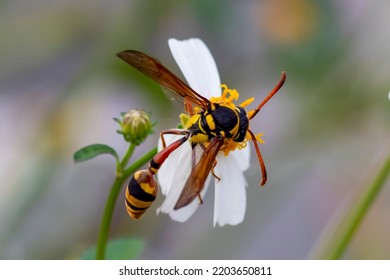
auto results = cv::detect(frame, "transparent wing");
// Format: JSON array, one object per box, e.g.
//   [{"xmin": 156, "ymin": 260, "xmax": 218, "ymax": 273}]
[{"xmin": 117, "ymin": 50, "xmax": 210, "ymax": 109}]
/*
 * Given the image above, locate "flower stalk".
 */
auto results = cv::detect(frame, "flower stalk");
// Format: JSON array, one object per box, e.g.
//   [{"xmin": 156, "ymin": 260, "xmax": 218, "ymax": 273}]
[
  {"xmin": 309, "ymin": 153, "xmax": 390, "ymax": 259},
  {"xmin": 74, "ymin": 109, "xmax": 156, "ymax": 260},
  {"xmin": 96, "ymin": 146, "xmax": 157, "ymax": 260}
]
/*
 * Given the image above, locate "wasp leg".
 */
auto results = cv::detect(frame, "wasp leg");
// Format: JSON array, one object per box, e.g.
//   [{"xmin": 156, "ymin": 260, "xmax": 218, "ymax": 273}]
[
  {"xmin": 160, "ymin": 129, "xmax": 189, "ymax": 149},
  {"xmin": 197, "ymin": 193, "xmax": 203, "ymax": 205},
  {"xmin": 185, "ymin": 99, "xmax": 195, "ymax": 116},
  {"xmin": 211, "ymin": 160, "xmax": 221, "ymax": 182}
]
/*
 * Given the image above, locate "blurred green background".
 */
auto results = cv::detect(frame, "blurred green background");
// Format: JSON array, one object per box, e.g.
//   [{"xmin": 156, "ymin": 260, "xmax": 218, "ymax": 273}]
[{"xmin": 1, "ymin": 0, "xmax": 389, "ymax": 259}]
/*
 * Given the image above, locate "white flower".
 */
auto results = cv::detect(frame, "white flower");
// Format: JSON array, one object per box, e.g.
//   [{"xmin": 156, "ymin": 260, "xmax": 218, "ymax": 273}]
[{"xmin": 156, "ymin": 38, "xmax": 251, "ymax": 226}]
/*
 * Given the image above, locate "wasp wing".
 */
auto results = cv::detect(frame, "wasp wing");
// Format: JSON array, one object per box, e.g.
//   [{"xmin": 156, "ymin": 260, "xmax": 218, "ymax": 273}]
[
  {"xmin": 117, "ymin": 50, "xmax": 210, "ymax": 110},
  {"xmin": 174, "ymin": 137, "xmax": 224, "ymax": 210}
]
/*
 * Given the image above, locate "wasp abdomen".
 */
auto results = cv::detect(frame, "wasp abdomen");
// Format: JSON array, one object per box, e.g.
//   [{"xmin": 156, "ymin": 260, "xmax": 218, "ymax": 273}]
[{"xmin": 125, "ymin": 170, "xmax": 158, "ymax": 220}]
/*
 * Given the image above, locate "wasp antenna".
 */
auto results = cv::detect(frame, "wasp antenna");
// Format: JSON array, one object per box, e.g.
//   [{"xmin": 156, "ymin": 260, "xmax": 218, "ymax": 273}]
[
  {"xmin": 248, "ymin": 130, "xmax": 267, "ymax": 186},
  {"xmin": 249, "ymin": 71, "xmax": 286, "ymax": 120}
]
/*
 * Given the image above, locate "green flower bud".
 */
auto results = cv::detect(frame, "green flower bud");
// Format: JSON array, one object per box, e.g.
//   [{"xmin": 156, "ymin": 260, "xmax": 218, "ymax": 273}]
[{"xmin": 116, "ymin": 109, "xmax": 153, "ymax": 145}]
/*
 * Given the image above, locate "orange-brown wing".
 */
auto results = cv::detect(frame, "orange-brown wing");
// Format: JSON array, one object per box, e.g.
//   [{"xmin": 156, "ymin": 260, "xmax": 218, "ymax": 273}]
[
  {"xmin": 174, "ymin": 137, "xmax": 224, "ymax": 210},
  {"xmin": 117, "ymin": 50, "xmax": 210, "ymax": 110}
]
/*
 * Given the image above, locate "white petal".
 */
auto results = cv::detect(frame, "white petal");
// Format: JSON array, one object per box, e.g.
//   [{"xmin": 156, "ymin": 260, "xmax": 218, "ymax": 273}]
[
  {"xmin": 168, "ymin": 38, "xmax": 221, "ymax": 98},
  {"xmin": 156, "ymin": 138, "xmax": 211, "ymax": 222},
  {"xmin": 156, "ymin": 132, "xmax": 191, "ymax": 202},
  {"xmin": 230, "ymin": 145, "xmax": 251, "ymax": 171},
  {"xmin": 156, "ymin": 133, "xmax": 184, "ymax": 195},
  {"xmin": 213, "ymin": 153, "xmax": 247, "ymax": 226}
]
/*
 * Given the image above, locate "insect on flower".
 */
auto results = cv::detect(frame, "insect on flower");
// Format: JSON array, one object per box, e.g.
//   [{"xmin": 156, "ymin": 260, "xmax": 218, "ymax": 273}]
[{"xmin": 118, "ymin": 38, "xmax": 286, "ymax": 224}]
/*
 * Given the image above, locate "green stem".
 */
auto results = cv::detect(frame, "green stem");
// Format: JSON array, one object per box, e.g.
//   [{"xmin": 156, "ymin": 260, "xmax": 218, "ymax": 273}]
[
  {"xmin": 122, "ymin": 147, "xmax": 158, "ymax": 178},
  {"xmin": 309, "ymin": 153, "xmax": 390, "ymax": 259},
  {"xmin": 120, "ymin": 144, "xmax": 136, "ymax": 170},
  {"xmin": 95, "ymin": 146, "xmax": 157, "ymax": 260}
]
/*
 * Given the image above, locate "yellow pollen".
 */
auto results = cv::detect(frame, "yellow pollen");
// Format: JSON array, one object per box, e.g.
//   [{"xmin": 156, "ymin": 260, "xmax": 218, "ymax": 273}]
[
  {"xmin": 209, "ymin": 84, "xmax": 255, "ymax": 111},
  {"xmin": 252, "ymin": 132, "xmax": 265, "ymax": 144},
  {"xmin": 220, "ymin": 132, "xmax": 265, "ymax": 157},
  {"xmin": 210, "ymin": 84, "xmax": 238, "ymax": 109},
  {"xmin": 220, "ymin": 138, "xmax": 248, "ymax": 156},
  {"xmin": 240, "ymin": 97, "xmax": 255, "ymax": 108}
]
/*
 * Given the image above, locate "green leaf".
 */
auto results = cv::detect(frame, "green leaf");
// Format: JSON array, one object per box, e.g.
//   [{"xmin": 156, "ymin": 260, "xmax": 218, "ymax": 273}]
[
  {"xmin": 73, "ymin": 144, "xmax": 119, "ymax": 163},
  {"xmin": 81, "ymin": 238, "xmax": 144, "ymax": 260}
]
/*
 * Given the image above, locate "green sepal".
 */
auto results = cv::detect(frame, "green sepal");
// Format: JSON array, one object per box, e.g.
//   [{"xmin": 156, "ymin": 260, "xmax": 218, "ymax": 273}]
[{"xmin": 113, "ymin": 117, "xmax": 121, "ymax": 124}]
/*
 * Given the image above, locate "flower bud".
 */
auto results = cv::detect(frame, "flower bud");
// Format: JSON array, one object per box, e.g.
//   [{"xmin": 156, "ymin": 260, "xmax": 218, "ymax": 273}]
[{"xmin": 117, "ymin": 109, "xmax": 153, "ymax": 145}]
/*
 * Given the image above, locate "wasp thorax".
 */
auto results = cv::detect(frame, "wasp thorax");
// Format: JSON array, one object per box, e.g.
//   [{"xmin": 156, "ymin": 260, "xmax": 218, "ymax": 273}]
[{"xmin": 125, "ymin": 170, "xmax": 158, "ymax": 220}]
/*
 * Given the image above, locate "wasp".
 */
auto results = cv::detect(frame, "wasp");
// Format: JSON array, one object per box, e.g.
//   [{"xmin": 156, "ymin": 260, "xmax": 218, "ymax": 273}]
[{"xmin": 118, "ymin": 50, "xmax": 286, "ymax": 219}]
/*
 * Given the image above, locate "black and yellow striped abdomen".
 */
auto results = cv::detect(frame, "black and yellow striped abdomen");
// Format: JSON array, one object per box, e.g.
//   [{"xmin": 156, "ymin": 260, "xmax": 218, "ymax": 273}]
[
  {"xmin": 125, "ymin": 135, "xmax": 190, "ymax": 220},
  {"xmin": 125, "ymin": 170, "xmax": 158, "ymax": 220}
]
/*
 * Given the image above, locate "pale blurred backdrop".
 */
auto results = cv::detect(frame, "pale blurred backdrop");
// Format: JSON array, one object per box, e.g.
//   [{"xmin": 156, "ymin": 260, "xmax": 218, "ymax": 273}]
[{"xmin": 0, "ymin": 0, "xmax": 389, "ymax": 259}]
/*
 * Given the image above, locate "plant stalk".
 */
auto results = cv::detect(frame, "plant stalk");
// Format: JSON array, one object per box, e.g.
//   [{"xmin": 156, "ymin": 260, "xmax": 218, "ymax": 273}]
[
  {"xmin": 95, "ymin": 146, "xmax": 157, "ymax": 259},
  {"xmin": 309, "ymin": 153, "xmax": 390, "ymax": 259}
]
